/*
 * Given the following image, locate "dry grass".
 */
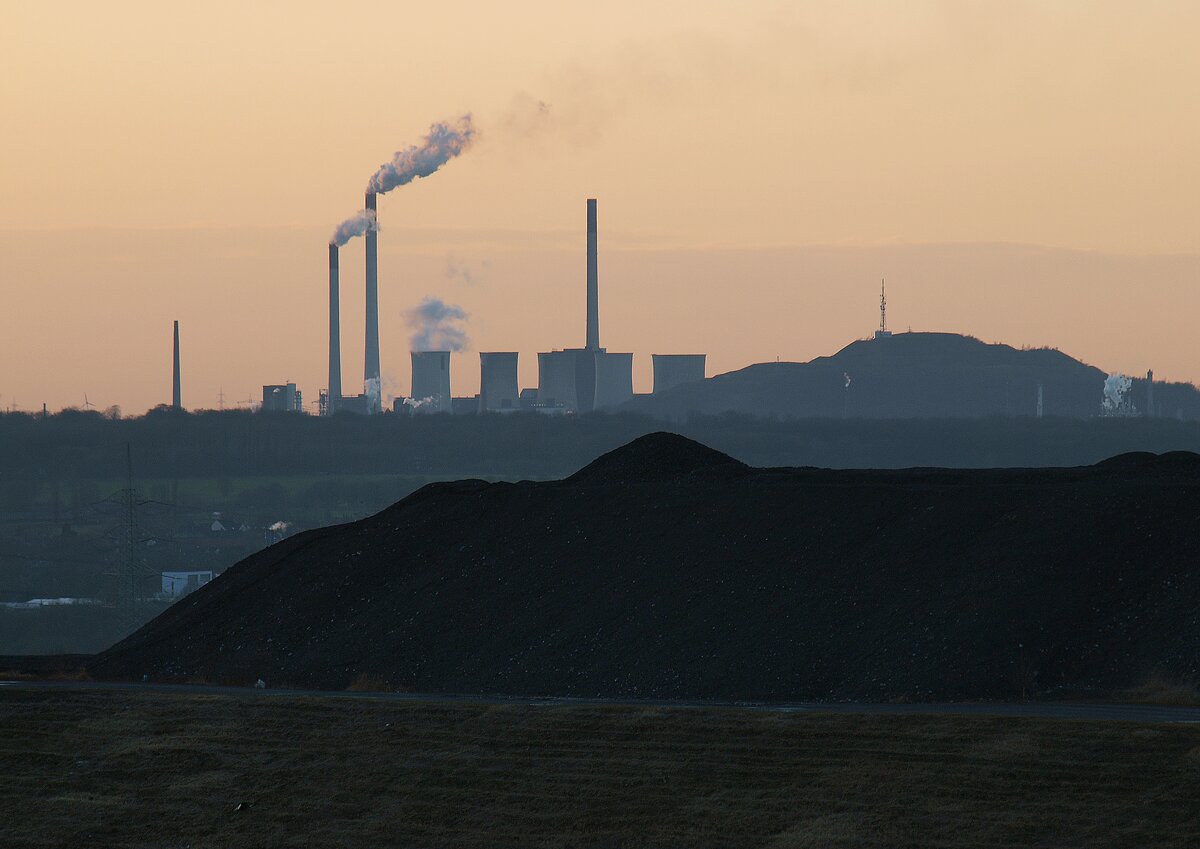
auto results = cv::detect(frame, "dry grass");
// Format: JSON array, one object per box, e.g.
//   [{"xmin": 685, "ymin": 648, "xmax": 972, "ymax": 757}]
[
  {"xmin": 1, "ymin": 690, "xmax": 1199, "ymax": 848},
  {"xmin": 0, "ymin": 667, "xmax": 90, "ymax": 682},
  {"xmin": 344, "ymin": 673, "xmax": 393, "ymax": 692},
  {"xmin": 1120, "ymin": 671, "xmax": 1200, "ymax": 706}
]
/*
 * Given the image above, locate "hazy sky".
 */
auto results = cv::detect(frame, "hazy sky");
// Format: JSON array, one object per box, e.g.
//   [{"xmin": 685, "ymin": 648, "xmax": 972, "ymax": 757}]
[{"xmin": 2, "ymin": 1, "xmax": 1198, "ymax": 412}]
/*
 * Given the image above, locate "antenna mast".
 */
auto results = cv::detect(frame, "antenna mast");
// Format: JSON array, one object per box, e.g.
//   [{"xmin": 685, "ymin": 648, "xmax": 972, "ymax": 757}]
[{"xmin": 874, "ymin": 279, "xmax": 892, "ymax": 340}]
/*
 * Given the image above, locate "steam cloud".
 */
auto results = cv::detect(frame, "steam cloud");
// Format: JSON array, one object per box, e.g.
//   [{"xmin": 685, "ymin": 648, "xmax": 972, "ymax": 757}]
[
  {"xmin": 405, "ymin": 297, "xmax": 469, "ymax": 352},
  {"xmin": 330, "ymin": 209, "xmax": 378, "ymax": 246},
  {"xmin": 367, "ymin": 115, "xmax": 476, "ymax": 195},
  {"xmin": 1102, "ymin": 373, "xmax": 1134, "ymax": 414},
  {"xmin": 364, "ymin": 377, "xmax": 382, "ymax": 408}
]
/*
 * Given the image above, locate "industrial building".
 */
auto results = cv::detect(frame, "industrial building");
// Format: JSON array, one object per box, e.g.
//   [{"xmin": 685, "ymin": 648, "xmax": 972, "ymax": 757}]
[
  {"xmin": 312, "ymin": 194, "xmax": 699, "ymax": 417},
  {"xmin": 410, "ymin": 351, "xmax": 452, "ymax": 413},
  {"xmin": 262, "ymin": 383, "xmax": 303, "ymax": 412},
  {"xmin": 535, "ymin": 199, "xmax": 636, "ymax": 413},
  {"xmin": 479, "ymin": 352, "xmax": 519, "ymax": 412},
  {"xmin": 652, "ymin": 354, "xmax": 706, "ymax": 394}
]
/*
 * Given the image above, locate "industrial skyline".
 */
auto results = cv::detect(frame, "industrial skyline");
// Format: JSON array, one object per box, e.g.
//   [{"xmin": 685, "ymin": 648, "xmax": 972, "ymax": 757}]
[{"xmin": 3, "ymin": 2, "xmax": 1199, "ymax": 413}]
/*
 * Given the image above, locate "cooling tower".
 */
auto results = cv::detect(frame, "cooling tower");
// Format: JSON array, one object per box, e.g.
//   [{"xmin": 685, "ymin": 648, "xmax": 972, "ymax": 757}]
[
  {"xmin": 327, "ymin": 243, "xmax": 342, "ymax": 413},
  {"xmin": 651, "ymin": 354, "xmax": 706, "ymax": 394},
  {"xmin": 593, "ymin": 351, "xmax": 634, "ymax": 409},
  {"xmin": 586, "ymin": 198, "xmax": 599, "ymax": 350},
  {"xmin": 364, "ymin": 191, "xmax": 381, "ymax": 412},
  {"xmin": 172, "ymin": 320, "xmax": 181, "ymax": 409},
  {"xmin": 410, "ymin": 351, "xmax": 452, "ymax": 413},
  {"xmin": 537, "ymin": 351, "xmax": 580, "ymax": 411},
  {"xmin": 479, "ymin": 352, "xmax": 519, "ymax": 412}
]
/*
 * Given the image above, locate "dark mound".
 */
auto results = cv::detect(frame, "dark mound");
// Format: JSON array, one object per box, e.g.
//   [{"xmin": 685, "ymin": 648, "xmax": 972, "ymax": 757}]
[
  {"xmin": 626, "ymin": 331, "xmax": 1200, "ymax": 420},
  {"xmin": 568, "ymin": 432, "xmax": 747, "ymax": 483},
  {"xmin": 91, "ymin": 434, "xmax": 1200, "ymax": 702}
]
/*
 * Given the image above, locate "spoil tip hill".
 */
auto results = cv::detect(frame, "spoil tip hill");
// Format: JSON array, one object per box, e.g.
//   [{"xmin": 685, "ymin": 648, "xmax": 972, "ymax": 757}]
[
  {"xmin": 629, "ymin": 331, "xmax": 1200, "ymax": 420},
  {"xmin": 92, "ymin": 433, "xmax": 1200, "ymax": 701}
]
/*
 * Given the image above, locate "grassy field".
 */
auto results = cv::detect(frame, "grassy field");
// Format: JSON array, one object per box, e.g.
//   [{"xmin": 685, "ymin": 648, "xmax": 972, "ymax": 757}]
[{"xmin": 1, "ymin": 691, "xmax": 1198, "ymax": 848}]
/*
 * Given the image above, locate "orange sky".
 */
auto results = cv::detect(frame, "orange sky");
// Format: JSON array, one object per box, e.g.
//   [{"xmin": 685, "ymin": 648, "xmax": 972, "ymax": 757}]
[{"xmin": 2, "ymin": 1, "xmax": 1198, "ymax": 413}]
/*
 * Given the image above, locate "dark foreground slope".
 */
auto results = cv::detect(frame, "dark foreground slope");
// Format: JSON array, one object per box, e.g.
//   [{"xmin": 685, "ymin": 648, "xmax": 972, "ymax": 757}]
[{"xmin": 91, "ymin": 434, "xmax": 1200, "ymax": 701}]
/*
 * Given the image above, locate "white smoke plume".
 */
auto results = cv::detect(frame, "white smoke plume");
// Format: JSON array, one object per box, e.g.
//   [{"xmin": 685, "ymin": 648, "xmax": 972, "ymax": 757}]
[
  {"xmin": 268, "ymin": 521, "xmax": 289, "ymax": 533},
  {"xmin": 403, "ymin": 396, "xmax": 436, "ymax": 410},
  {"xmin": 405, "ymin": 297, "xmax": 469, "ymax": 352},
  {"xmin": 330, "ymin": 208, "xmax": 378, "ymax": 246},
  {"xmin": 364, "ymin": 377, "xmax": 382, "ymax": 409},
  {"xmin": 1102, "ymin": 373, "xmax": 1134, "ymax": 416},
  {"xmin": 367, "ymin": 115, "xmax": 476, "ymax": 195}
]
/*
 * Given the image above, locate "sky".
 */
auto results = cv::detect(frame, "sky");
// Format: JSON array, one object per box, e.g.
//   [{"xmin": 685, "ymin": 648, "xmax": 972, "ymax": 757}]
[{"xmin": 1, "ymin": 1, "xmax": 1198, "ymax": 413}]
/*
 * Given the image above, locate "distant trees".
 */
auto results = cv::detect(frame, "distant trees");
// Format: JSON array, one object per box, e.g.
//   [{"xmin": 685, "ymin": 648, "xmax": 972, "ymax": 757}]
[{"xmin": 0, "ymin": 408, "xmax": 1199, "ymax": 487}]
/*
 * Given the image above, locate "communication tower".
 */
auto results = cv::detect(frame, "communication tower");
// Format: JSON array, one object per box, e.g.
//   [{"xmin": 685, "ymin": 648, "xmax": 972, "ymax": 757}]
[{"xmin": 874, "ymin": 279, "xmax": 892, "ymax": 340}]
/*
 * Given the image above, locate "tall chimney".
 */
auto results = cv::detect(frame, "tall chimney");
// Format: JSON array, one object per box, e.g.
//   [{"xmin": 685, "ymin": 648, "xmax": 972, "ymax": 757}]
[
  {"xmin": 327, "ymin": 243, "xmax": 342, "ymax": 412},
  {"xmin": 172, "ymin": 320, "xmax": 181, "ymax": 409},
  {"xmin": 364, "ymin": 191, "xmax": 381, "ymax": 410},
  {"xmin": 585, "ymin": 198, "xmax": 599, "ymax": 350}
]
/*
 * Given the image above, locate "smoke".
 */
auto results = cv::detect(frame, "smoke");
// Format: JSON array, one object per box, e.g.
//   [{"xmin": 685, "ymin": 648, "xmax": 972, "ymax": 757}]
[
  {"xmin": 403, "ymin": 396, "xmax": 436, "ymax": 410},
  {"xmin": 1102, "ymin": 373, "xmax": 1134, "ymax": 415},
  {"xmin": 366, "ymin": 115, "xmax": 476, "ymax": 195},
  {"xmin": 843, "ymin": 373, "xmax": 852, "ymax": 389},
  {"xmin": 405, "ymin": 297, "xmax": 469, "ymax": 352},
  {"xmin": 446, "ymin": 254, "xmax": 490, "ymax": 286},
  {"xmin": 268, "ymin": 521, "xmax": 289, "ymax": 533},
  {"xmin": 364, "ymin": 377, "xmax": 382, "ymax": 409},
  {"xmin": 330, "ymin": 208, "xmax": 378, "ymax": 246}
]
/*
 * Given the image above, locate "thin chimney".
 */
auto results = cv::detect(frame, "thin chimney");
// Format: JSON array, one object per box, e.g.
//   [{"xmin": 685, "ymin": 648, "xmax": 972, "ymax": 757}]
[
  {"xmin": 172, "ymin": 320, "xmax": 181, "ymax": 409},
  {"xmin": 328, "ymin": 243, "xmax": 342, "ymax": 412},
  {"xmin": 364, "ymin": 191, "xmax": 381, "ymax": 411},
  {"xmin": 586, "ymin": 198, "xmax": 599, "ymax": 350}
]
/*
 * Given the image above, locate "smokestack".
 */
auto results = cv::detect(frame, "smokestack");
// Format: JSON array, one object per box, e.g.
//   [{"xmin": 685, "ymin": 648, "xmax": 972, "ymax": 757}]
[
  {"xmin": 364, "ymin": 191, "xmax": 381, "ymax": 411},
  {"xmin": 172, "ymin": 320, "xmax": 181, "ymax": 410},
  {"xmin": 328, "ymin": 243, "xmax": 342, "ymax": 412},
  {"xmin": 586, "ymin": 198, "xmax": 599, "ymax": 350}
]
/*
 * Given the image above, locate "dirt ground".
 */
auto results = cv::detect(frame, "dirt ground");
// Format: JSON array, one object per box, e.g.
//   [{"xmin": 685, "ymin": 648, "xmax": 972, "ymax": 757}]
[{"xmin": 2, "ymin": 689, "xmax": 1198, "ymax": 848}]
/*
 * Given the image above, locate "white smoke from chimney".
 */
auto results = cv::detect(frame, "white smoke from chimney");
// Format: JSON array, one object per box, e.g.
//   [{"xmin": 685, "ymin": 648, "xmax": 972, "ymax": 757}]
[
  {"xmin": 403, "ymin": 396, "xmax": 436, "ymax": 410},
  {"xmin": 330, "ymin": 209, "xmax": 378, "ymax": 247},
  {"xmin": 1102, "ymin": 373, "xmax": 1134, "ymax": 416},
  {"xmin": 367, "ymin": 115, "xmax": 476, "ymax": 195},
  {"xmin": 405, "ymin": 297, "xmax": 469, "ymax": 352},
  {"xmin": 364, "ymin": 377, "xmax": 382, "ymax": 409}
]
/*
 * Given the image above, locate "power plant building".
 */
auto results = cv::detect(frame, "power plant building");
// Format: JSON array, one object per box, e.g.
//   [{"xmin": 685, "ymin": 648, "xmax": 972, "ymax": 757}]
[
  {"xmin": 594, "ymin": 352, "xmax": 634, "ymax": 408},
  {"xmin": 262, "ymin": 383, "xmax": 303, "ymax": 412},
  {"xmin": 479, "ymin": 352, "xmax": 519, "ymax": 412},
  {"xmin": 536, "ymin": 199, "xmax": 634, "ymax": 413},
  {"xmin": 652, "ymin": 354, "xmax": 706, "ymax": 394},
  {"xmin": 410, "ymin": 351, "xmax": 452, "ymax": 413},
  {"xmin": 537, "ymin": 351, "xmax": 580, "ymax": 411}
]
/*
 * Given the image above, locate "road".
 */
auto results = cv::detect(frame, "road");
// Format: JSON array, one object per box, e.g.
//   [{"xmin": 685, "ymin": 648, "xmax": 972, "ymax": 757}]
[{"xmin": 3, "ymin": 678, "xmax": 1199, "ymax": 723}]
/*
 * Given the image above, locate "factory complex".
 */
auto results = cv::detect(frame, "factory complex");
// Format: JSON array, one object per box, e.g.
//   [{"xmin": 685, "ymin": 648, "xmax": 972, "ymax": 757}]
[
  {"xmin": 169, "ymin": 197, "xmax": 706, "ymax": 417},
  {"xmin": 325, "ymin": 197, "xmax": 705, "ymax": 416}
]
